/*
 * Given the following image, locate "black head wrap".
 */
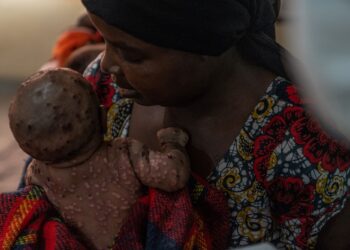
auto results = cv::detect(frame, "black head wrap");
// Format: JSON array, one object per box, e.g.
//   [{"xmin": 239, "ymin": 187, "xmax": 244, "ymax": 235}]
[{"xmin": 82, "ymin": 0, "xmax": 288, "ymax": 78}]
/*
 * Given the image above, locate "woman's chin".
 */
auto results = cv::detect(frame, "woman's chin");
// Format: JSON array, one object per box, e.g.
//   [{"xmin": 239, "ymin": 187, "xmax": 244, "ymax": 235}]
[
  {"xmin": 119, "ymin": 88, "xmax": 140, "ymax": 98},
  {"xmin": 119, "ymin": 88, "xmax": 153, "ymax": 106},
  {"xmin": 126, "ymin": 92, "xmax": 183, "ymax": 107},
  {"xmin": 133, "ymin": 97, "xmax": 155, "ymax": 106}
]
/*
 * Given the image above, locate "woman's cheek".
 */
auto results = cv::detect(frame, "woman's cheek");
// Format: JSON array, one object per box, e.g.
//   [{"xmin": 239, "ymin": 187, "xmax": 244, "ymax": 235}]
[
  {"xmin": 128, "ymin": 63, "xmax": 157, "ymax": 84},
  {"xmin": 119, "ymin": 64, "xmax": 139, "ymax": 84}
]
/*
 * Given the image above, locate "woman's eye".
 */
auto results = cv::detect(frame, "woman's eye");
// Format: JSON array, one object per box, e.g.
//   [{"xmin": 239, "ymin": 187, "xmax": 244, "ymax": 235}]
[{"xmin": 106, "ymin": 40, "xmax": 146, "ymax": 64}]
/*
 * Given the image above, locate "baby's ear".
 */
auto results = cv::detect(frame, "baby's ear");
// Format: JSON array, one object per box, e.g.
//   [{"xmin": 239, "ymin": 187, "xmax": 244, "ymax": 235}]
[{"xmin": 99, "ymin": 105, "xmax": 107, "ymax": 134}]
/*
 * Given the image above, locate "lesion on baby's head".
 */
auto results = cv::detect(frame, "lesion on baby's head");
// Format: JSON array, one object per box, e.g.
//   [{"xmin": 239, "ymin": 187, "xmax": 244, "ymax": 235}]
[{"xmin": 9, "ymin": 68, "xmax": 102, "ymax": 164}]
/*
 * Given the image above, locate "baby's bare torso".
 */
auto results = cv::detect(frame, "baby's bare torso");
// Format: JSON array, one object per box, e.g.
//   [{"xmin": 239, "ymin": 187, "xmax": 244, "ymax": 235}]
[{"xmin": 27, "ymin": 141, "xmax": 141, "ymax": 248}]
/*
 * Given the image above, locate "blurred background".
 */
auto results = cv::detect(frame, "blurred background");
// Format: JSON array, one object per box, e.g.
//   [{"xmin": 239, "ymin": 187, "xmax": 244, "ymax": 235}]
[
  {"xmin": 0, "ymin": 0, "xmax": 85, "ymax": 192},
  {"xmin": 0, "ymin": 0, "xmax": 293, "ymax": 192}
]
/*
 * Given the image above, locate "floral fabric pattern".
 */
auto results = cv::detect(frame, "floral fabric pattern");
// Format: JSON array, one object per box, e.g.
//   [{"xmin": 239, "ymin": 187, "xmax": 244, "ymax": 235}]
[{"xmin": 84, "ymin": 55, "xmax": 350, "ymax": 249}]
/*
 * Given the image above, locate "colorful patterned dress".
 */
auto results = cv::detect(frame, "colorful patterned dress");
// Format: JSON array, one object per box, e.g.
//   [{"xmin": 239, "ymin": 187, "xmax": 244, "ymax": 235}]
[{"xmin": 84, "ymin": 54, "xmax": 350, "ymax": 249}]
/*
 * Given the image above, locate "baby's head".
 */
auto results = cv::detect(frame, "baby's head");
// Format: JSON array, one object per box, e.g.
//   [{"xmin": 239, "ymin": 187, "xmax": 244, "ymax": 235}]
[{"xmin": 9, "ymin": 68, "xmax": 102, "ymax": 164}]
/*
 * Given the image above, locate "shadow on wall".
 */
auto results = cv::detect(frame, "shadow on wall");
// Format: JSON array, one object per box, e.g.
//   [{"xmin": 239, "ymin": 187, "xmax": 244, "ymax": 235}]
[
  {"xmin": 0, "ymin": 0, "xmax": 85, "ymax": 80},
  {"xmin": 0, "ymin": 85, "xmax": 27, "ymax": 193},
  {"xmin": 0, "ymin": 0, "xmax": 84, "ymax": 192}
]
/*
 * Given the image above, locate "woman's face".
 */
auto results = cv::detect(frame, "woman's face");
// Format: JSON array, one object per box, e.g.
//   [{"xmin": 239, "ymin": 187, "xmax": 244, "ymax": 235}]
[{"xmin": 89, "ymin": 13, "xmax": 220, "ymax": 106}]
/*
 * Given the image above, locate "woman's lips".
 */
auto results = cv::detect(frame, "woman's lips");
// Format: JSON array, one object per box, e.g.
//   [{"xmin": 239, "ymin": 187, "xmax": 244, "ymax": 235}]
[{"xmin": 110, "ymin": 73, "xmax": 141, "ymax": 98}]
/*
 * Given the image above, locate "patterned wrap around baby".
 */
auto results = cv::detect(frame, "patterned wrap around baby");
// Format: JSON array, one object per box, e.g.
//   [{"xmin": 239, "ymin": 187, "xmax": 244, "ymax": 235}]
[{"xmin": 84, "ymin": 54, "xmax": 350, "ymax": 250}]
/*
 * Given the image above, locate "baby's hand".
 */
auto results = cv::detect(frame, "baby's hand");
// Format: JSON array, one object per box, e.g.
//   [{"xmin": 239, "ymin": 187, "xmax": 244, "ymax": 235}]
[
  {"xmin": 157, "ymin": 127, "xmax": 189, "ymax": 148},
  {"xmin": 128, "ymin": 127, "xmax": 190, "ymax": 192}
]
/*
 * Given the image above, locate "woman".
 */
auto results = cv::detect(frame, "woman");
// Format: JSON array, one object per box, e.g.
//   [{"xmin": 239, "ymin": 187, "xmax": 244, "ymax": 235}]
[
  {"xmin": 3, "ymin": 0, "xmax": 348, "ymax": 249},
  {"xmin": 80, "ymin": 0, "xmax": 350, "ymax": 249}
]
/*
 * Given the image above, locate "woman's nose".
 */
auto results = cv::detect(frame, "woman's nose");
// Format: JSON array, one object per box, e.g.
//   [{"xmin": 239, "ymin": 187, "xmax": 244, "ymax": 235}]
[
  {"xmin": 100, "ymin": 48, "xmax": 127, "ymax": 84},
  {"xmin": 100, "ymin": 49, "xmax": 118, "ymax": 74}
]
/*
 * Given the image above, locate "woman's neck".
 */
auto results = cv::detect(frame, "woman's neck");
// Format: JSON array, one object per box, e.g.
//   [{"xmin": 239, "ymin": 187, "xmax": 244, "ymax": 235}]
[
  {"xmin": 129, "ymin": 56, "xmax": 277, "ymax": 178},
  {"xmin": 162, "ymin": 59, "xmax": 277, "ymax": 176},
  {"xmin": 164, "ymin": 59, "xmax": 277, "ymax": 129}
]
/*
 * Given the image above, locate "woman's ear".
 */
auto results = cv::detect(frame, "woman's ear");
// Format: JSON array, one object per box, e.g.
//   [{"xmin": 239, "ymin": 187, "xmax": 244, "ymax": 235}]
[{"xmin": 99, "ymin": 105, "xmax": 107, "ymax": 134}]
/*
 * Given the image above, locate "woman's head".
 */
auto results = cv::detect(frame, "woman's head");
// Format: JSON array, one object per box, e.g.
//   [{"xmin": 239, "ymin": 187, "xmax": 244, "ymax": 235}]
[
  {"xmin": 91, "ymin": 14, "xmax": 236, "ymax": 106},
  {"xmin": 82, "ymin": 0, "xmax": 277, "ymax": 55},
  {"xmin": 9, "ymin": 68, "xmax": 102, "ymax": 162},
  {"xmin": 82, "ymin": 0, "xmax": 286, "ymax": 106}
]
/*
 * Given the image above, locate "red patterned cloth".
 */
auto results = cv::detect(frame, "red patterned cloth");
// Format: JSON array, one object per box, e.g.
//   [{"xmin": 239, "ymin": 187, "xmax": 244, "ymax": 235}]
[
  {"xmin": 0, "ymin": 186, "xmax": 85, "ymax": 250},
  {"xmin": 0, "ymin": 176, "xmax": 230, "ymax": 249},
  {"xmin": 114, "ymin": 175, "xmax": 230, "ymax": 250}
]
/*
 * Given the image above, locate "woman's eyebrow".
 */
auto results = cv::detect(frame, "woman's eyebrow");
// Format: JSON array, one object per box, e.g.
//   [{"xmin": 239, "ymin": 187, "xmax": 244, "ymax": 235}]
[{"xmin": 107, "ymin": 40, "xmax": 144, "ymax": 53}]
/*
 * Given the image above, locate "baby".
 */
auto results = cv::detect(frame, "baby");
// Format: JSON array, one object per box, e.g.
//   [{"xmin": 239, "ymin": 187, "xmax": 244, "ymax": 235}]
[
  {"xmin": 8, "ymin": 68, "xmax": 190, "ymax": 249},
  {"xmin": 64, "ymin": 43, "xmax": 104, "ymax": 74}
]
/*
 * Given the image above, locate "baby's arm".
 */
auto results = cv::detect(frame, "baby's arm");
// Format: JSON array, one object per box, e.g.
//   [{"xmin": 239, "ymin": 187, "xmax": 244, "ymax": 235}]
[{"xmin": 128, "ymin": 128, "xmax": 190, "ymax": 192}]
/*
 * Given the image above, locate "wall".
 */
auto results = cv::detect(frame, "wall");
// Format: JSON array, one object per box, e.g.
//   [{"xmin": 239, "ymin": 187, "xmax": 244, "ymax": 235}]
[{"xmin": 0, "ymin": 0, "xmax": 84, "ymax": 81}]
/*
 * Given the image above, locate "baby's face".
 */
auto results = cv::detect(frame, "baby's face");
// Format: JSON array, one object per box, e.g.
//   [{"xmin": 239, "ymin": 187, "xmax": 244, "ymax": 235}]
[{"xmin": 9, "ymin": 68, "xmax": 102, "ymax": 163}]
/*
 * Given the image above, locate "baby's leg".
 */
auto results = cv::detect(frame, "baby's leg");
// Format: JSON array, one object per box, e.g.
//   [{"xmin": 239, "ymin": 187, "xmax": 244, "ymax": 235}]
[{"xmin": 128, "ymin": 128, "xmax": 190, "ymax": 192}]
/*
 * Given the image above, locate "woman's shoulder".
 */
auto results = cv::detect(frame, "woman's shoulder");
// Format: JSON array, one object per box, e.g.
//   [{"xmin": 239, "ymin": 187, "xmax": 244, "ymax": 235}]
[
  {"xmin": 250, "ymin": 76, "xmax": 350, "ymax": 196},
  {"xmin": 211, "ymin": 76, "xmax": 350, "ymax": 248},
  {"xmin": 254, "ymin": 76, "xmax": 350, "ymax": 246},
  {"xmin": 254, "ymin": 76, "xmax": 350, "ymax": 176}
]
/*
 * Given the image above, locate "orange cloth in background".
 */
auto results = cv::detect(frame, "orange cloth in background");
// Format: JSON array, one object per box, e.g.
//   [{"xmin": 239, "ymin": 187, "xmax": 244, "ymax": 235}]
[{"xmin": 52, "ymin": 27, "xmax": 103, "ymax": 66}]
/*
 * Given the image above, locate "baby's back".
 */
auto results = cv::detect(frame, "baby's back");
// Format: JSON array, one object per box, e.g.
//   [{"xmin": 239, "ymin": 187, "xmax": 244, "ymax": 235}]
[{"xmin": 26, "ymin": 140, "xmax": 143, "ymax": 249}]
